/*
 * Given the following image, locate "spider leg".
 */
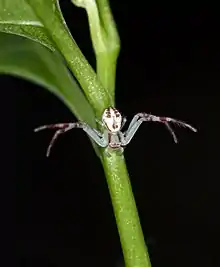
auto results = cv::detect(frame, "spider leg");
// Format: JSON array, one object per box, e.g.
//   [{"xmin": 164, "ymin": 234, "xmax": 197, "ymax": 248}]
[
  {"xmin": 34, "ymin": 123, "xmax": 74, "ymax": 132},
  {"xmin": 121, "ymin": 117, "xmax": 127, "ymax": 130},
  {"xmin": 164, "ymin": 117, "xmax": 197, "ymax": 132},
  {"xmin": 126, "ymin": 114, "xmax": 140, "ymax": 132},
  {"xmin": 92, "ymin": 128, "xmax": 104, "ymax": 137},
  {"xmin": 35, "ymin": 122, "xmax": 82, "ymax": 156},
  {"xmin": 35, "ymin": 121, "xmax": 108, "ymax": 155},
  {"xmin": 46, "ymin": 125, "xmax": 78, "ymax": 156},
  {"xmin": 36, "ymin": 123, "xmax": 79, "ymax": 157},
  {"xmin": 121, "ymin": 113, "xmax": 149, "ymax": 145},
  {"xmin": 95, "ymin": 118, "xmax": 104, "ymax": 128},
  {"xmin": 122, "ymin": 118, "xmax": 146, "ymax": 145},
  {"xmin": 164, "ymin": 122, "xmax": 178, "ymax": 143},
  {"xmin": 81, "ymin": 125, "xmax": 108, "ymax": 147},
  {"xmin": 137, "ymin": 113, "xmax": 197, "ymax": 142}
]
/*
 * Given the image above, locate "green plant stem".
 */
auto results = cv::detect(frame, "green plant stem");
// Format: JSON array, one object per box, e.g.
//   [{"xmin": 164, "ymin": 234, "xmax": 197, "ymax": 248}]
[
  {"xmin": 94, "ymin": 2, "xmax": 151, "ymax": 265},
  {"xmin": 96, "ymin": 48, "xmax": 119, "ymax": 101},
  {"xmin": 26, "ymin": 0, "xmax": 112, "ymax": 117},
  {"xmin": 72, "ymin": 0, "xmax": 120, "ymax": 99},
  {"xmin": 102, "ymin": 152, "xmax": 151, "ymax": 267},
  {"xmin": 96, "ymin": 0, "xmax": 120, "ymax": 98}
]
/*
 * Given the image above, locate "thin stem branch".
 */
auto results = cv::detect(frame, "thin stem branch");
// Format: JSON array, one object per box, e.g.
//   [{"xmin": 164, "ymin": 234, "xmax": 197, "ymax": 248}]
[
  {"xmin": 95, "ymin": 0, "xmax": 120, "ymax": 98},
  {"xmin": 72, "ymin": 0, "xmax": 120, "ymax": 99}
]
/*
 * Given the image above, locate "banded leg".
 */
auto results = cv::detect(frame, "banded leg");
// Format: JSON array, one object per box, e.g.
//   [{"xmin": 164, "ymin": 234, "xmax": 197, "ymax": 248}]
[
  {"xmin": 34, "ymin": 123, "xmax": 81, "ymax": 156},
  {"xmin": 123, "ymin": 113, "xmax": 197, "ymax": 145},
  {"xmin": 35, "ymin": 122, "xmax": 108, "ymax": 156},
  {"xmin": 81, "ymin": 124, "xmax": 108, "ymax": 148},
  {"xmin": 137, "ymin": 113, "xmax": 197, "ymax": 142},
  {"xmin": 122, "ymin": 118, "xmax": 146, "ymax": 145},
  {"xmin": 126, "ymin": 114, "xmax": 141, "ymax": 133}
]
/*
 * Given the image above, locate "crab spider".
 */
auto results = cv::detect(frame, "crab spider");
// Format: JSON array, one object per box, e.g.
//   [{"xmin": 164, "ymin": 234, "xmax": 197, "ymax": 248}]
[{"xmin": 34, "ymin": 107, "xmax": 197, "ymax": 156}]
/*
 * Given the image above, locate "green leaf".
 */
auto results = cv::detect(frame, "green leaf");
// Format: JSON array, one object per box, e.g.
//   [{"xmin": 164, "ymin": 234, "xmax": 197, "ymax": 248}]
[
  {"xmin": 0, "ymin": 0, "xmax": 55, "ymax": 50},
  {"xmin": 0, "ymin": 32, "xmax": 100, "ymax": 156}
]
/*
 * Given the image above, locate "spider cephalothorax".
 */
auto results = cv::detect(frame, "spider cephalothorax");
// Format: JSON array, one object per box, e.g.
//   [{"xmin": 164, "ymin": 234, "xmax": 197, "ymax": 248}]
[
  {"xmin": 35, "ymin": 106, "xmax": 197, "ymax": 156},
  {"xmin": 102, "ymin": 107, "xmax": 122, "ymax": 133}
]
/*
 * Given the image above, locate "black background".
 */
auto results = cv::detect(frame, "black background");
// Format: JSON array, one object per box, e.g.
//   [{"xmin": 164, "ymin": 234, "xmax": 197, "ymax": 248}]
[{"xmin": 1, "ymin": 1, "xmax": 220, "ymax": 267}]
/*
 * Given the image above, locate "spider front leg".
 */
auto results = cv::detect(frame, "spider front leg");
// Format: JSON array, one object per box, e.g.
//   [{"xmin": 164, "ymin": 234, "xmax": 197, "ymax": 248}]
[
  {"xmin": 122, "ymin": 113, "xmax": 197, "ymax": 146},
  {"xmin": 126, "ymin": 114, "xmax": 141, "ymax": 133},
  {"xmin": 34, "ymin": 123, "xmax": 82, "ymax": 156},
  {"xmin": 120, "ymin": 117, "xmax": 146, "ymax": 146},
  {"xmin": 136, "ymin": 113, "xmax": 197, "ymax": 143},
  {"xmin": 81, "ymin": 124, "xmax": 108, "ymax": 148},
  {"xmin": 35, "ymin": 122, "xmax": 108, "ymax": 156}
]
